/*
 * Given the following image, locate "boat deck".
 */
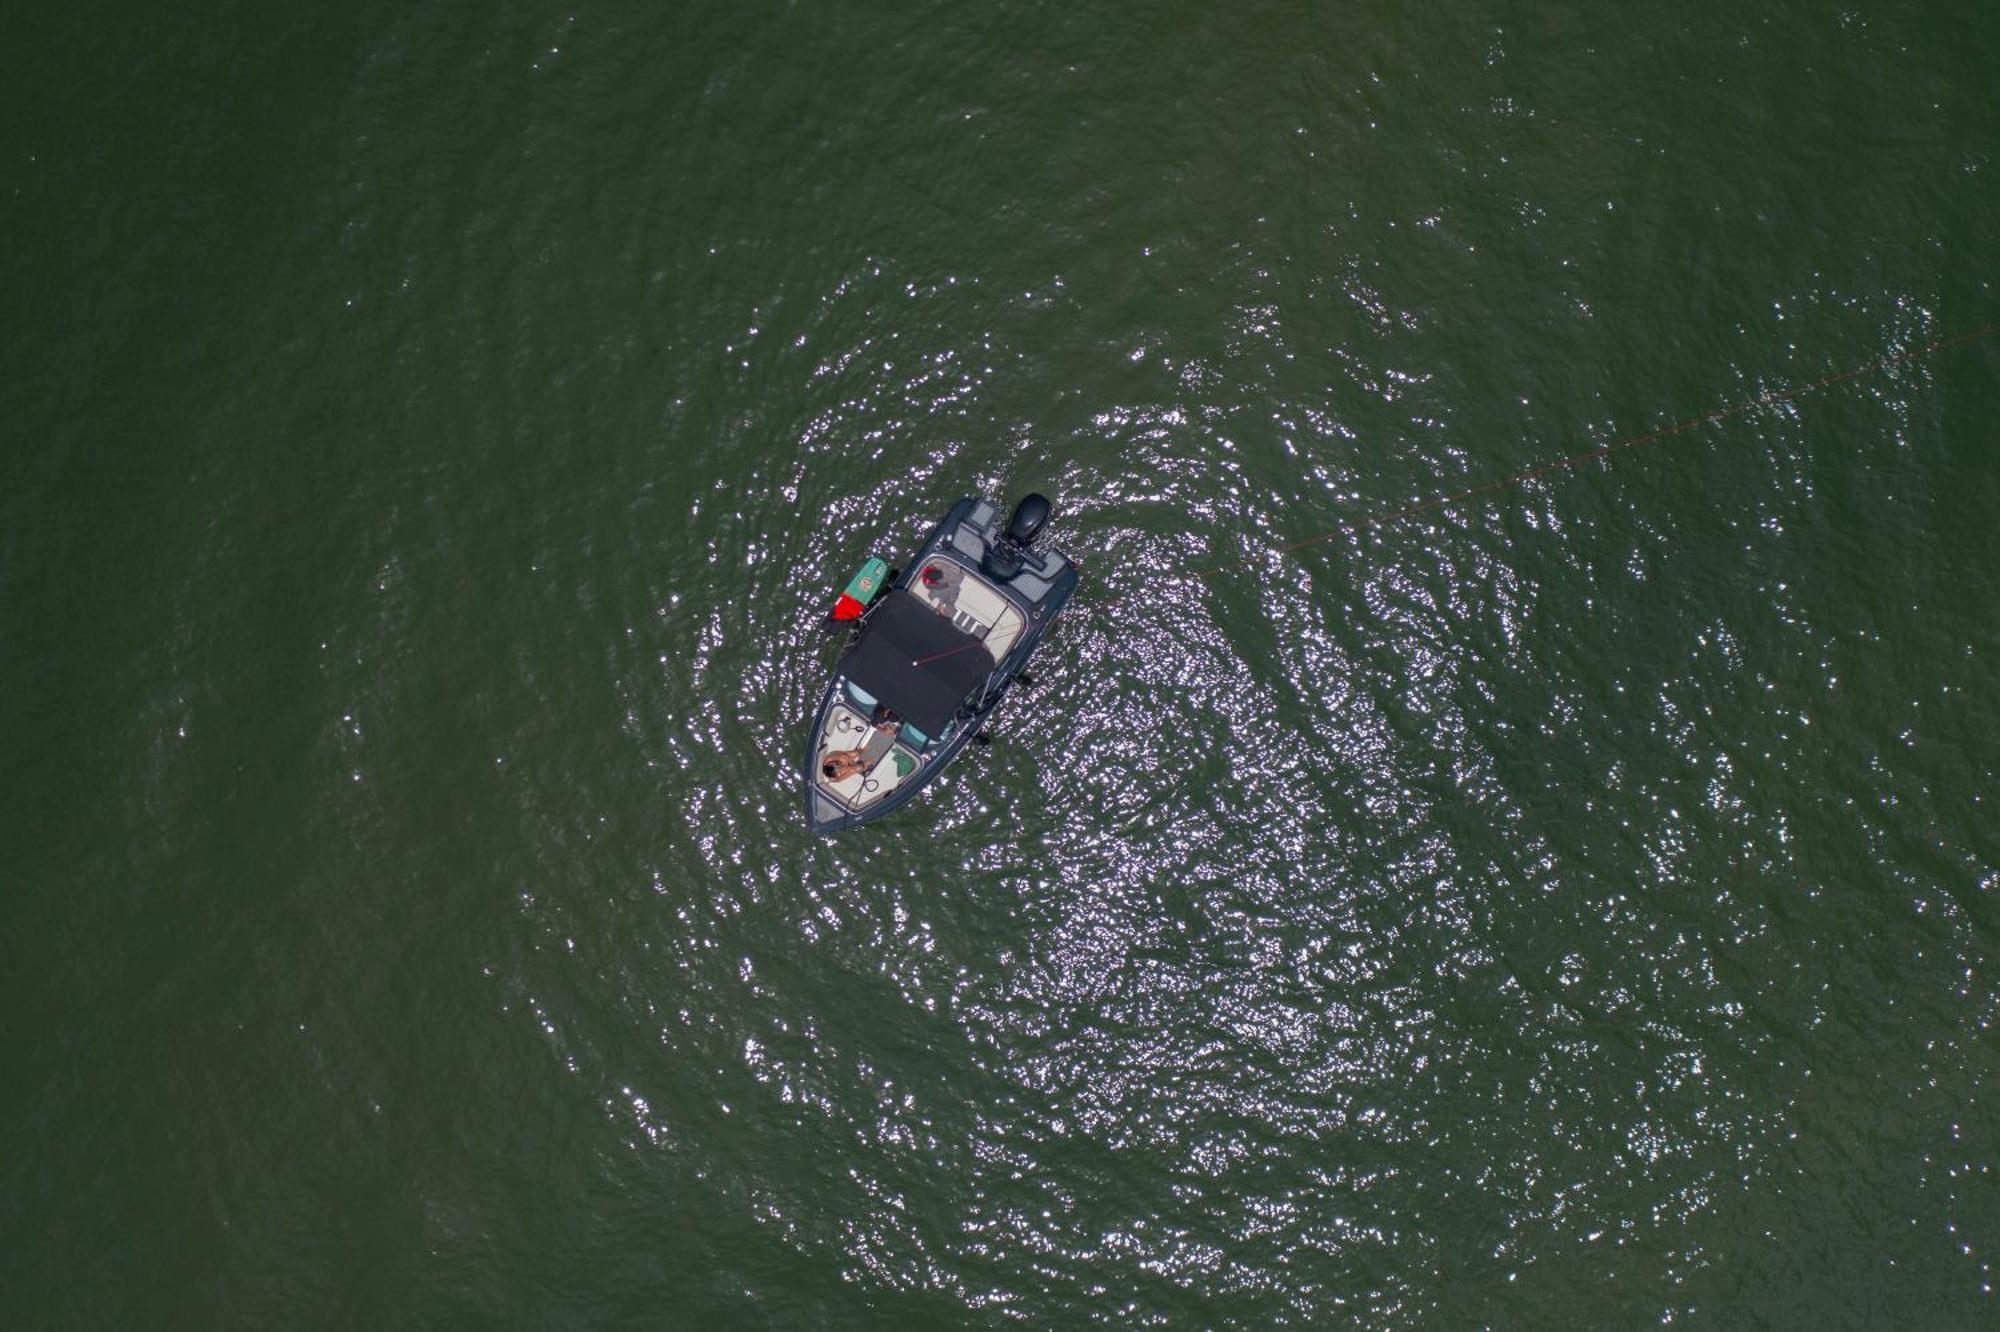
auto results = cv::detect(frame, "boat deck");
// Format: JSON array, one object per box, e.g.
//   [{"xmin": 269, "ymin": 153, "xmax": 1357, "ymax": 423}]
[
  {"xmin": 811, "ymin": 701, "xmax": 921, "ymax": 811},
  {"xmin": 909, "ymin": 554, "xmax": 1025, "ymax": 659}
]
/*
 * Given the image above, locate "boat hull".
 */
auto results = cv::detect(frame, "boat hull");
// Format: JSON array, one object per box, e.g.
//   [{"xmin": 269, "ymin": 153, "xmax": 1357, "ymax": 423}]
[{"xmin": 802, "ymin": 496, "xmax": 1078, "ymax": 835}]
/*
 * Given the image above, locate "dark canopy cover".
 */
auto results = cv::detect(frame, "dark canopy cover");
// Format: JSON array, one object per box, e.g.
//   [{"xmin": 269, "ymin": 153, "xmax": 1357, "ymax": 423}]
[{"xmin": 840, "ymin": 590, "xmax": 991, "ymax": 734}]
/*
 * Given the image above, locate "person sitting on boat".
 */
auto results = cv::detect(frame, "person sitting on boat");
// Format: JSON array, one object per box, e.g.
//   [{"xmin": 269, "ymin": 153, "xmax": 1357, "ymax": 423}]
[
  {"xmin": 821, "ymin": 710, "xmax": 901, "ymax": 781},
  {"xmin": 919, "ymin": 561, "xmax": 963, "ymax": 616}
]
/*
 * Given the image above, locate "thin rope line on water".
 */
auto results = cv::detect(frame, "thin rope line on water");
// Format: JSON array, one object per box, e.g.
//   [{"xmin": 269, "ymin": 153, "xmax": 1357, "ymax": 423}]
[{"xmin": 1082, "ymin": 321, "xmax": 1994, "ymax": 593}]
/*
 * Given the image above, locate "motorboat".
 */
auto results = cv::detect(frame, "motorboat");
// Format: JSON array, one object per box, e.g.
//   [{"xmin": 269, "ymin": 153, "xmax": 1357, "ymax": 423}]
[{"xmin": 802, "ymin": 493, "xmax": 1078, "ymax": 834}]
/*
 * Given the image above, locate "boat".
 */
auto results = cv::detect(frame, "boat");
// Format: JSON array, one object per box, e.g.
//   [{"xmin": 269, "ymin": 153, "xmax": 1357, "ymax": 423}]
[{"xmin": 803, "ymin": 493, "xmax": 1079, "ymax": 834}]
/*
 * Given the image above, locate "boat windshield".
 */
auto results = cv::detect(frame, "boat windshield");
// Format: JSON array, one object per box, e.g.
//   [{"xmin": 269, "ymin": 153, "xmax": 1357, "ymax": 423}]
[{"xmin": 842, "ymin": 679, "xmax": 934, "ymax": 750}]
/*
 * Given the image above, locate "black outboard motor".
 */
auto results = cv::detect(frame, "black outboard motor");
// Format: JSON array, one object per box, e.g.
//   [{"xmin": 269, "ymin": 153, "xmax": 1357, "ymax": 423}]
[
  {"xmin": 1006, "ymin": 493, "xmax": 1051, "ymax": 546},
  {"xmin": 982, "ymin": 493, "xmax": 1051, "ymax": 580}
]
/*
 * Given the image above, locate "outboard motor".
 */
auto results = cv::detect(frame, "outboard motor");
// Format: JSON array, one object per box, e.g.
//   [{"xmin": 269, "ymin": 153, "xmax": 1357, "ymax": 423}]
[
  {"xmin": 982, "ymin": 493, "xmax": 1052, "ymax": 580},
  {"xmin": 1006, "ymin": 493, "xmax": 1051, "ymax": 546}
]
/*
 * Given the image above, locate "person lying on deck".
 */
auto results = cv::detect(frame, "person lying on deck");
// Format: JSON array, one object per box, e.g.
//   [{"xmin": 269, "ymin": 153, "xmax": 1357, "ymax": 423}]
[
  {"xmin": 821, "ymin": 750, "xmax": 870, "ymax": 781},
  {"xmin": 821, "ymin": 711, "xmax": 901, "ymax": 781}
]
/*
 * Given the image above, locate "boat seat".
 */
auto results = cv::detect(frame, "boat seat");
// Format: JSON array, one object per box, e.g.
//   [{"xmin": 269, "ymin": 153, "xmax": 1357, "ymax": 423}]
[{"xmin": 859, "ymin": 726, "xmax": 896, "ymax": 765}]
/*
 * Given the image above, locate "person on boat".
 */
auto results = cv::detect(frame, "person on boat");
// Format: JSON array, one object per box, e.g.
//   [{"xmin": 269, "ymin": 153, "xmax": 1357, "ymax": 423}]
[
  {"xmin": 919, "ymin": 561, "xmax": 963, "ymax": 617},
  {"xmin": 821, "ymin": 749, "xmax": 871, "ymax": 781},
  {"xmin": 821, "ymin": 710, "xmax": 901, "ymax": 782}
]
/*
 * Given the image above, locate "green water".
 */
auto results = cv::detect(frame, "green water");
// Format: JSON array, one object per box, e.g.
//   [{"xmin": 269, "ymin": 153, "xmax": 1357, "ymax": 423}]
[{"xmin": 6, "ymin": 1, "xmax": 1997, "ymax": 1325}]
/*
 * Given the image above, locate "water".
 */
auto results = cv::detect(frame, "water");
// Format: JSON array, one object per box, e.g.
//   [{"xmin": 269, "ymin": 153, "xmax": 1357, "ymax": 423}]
[{"xmin": 6, "ymin": 1, "xmax": 1997, "ymax": 1325}]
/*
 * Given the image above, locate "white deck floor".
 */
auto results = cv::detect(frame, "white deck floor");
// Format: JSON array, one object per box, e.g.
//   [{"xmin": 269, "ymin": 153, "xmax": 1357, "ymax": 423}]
[
  {"xmin": 910, "ymin": 556, "xmax": 1025, "ymax": 660},
  {"xmin": 813, "ymin": 701, "xmax": 919, "ymax": 809}
]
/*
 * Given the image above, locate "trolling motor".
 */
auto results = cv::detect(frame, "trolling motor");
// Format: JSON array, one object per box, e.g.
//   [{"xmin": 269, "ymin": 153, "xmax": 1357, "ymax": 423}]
[{"xmin": 981, "ymin": 493, "xmax": 1052, "ymax": 581}]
